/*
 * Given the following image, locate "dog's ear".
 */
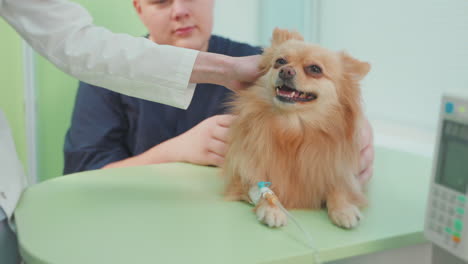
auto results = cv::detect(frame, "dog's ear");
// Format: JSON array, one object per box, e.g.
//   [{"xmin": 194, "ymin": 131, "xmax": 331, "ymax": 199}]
[
  {"xmin": 271, "ymin": 28, "xmax": 304, "ymax": 47},
  {"xmin": 258, "ymin": 28, "xmax": 304, "ymax": 72},
  {"xmin": 341, "ymin": 52, "xmax": 370, "ymax": 81}
]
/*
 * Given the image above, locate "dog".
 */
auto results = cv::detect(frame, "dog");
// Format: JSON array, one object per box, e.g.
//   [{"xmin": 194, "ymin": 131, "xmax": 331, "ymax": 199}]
[{"xmin": 222, "ymin": 28, "xmax": 370, "ymax": 229}]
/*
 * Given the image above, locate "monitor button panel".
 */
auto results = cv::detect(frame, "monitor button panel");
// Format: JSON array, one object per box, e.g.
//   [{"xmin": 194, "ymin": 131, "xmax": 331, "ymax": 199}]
[{"xmin": 428, "ymin": 185, "xmax": 467, "ymax": 249}]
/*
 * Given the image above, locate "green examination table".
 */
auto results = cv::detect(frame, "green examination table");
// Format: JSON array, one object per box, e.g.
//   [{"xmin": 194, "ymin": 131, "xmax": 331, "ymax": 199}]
[{"xmin": 14, "ymin": 147, "xmax": 431, "ymax": 264}]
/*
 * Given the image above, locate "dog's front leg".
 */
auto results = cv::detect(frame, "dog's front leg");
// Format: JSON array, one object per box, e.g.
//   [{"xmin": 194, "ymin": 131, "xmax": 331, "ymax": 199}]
[
  {"xmin": 249, "ymin": 185, "xmax": 288, "ymax": 228},
  {"xmin": 326, "ymin": 189, "xmax": 362, "ymax": 229}
]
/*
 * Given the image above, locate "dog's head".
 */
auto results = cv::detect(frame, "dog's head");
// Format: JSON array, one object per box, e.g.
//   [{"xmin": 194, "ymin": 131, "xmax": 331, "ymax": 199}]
[{"xmin": 258, "ymin": 28, "xmax": 370, "ymax": 123}]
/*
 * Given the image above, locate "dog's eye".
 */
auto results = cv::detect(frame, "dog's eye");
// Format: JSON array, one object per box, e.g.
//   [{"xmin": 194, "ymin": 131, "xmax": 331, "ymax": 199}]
[
  {"xmin": 305, "ymin": 65, "xmax": 323, "ymax": 77},
  {"xmin": 308, "ymin": 65, "xmax": 322, "ymax": 73},
  {"xmin": 274, "ymin": 58, "xmax": 288, "ymax": 68}
]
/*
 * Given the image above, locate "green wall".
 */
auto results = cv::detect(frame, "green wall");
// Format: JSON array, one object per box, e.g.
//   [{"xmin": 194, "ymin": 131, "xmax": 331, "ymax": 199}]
[
  {"xmin": 37, "ymin": 0, "xmax": 145, "ymax": 180},
  {"xmin": 0, "ymin": 19, "xmax": 27, "ymax": 170}
]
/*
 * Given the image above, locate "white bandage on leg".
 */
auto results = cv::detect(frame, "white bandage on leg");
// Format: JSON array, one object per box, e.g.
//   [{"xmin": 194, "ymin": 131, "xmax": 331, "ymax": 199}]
[
  {"xmin": 248, "ymin": 186, "xmax": 262, "ymax": 205},
  {"xmin": 248, "ymin": 182, "xmax": 274, "ymax": 205}
]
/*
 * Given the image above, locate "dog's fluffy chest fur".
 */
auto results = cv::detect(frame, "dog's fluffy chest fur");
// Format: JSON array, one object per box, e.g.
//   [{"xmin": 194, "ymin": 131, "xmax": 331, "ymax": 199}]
[{"xmin": 224, "ymin": 105, "xmax": 361, "ymax": 209}]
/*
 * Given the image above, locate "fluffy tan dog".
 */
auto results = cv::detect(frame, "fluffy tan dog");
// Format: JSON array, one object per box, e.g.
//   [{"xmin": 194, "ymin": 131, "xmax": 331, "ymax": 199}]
[{"xmin": 222, "ymin": 28, "xmax": 370, "ymax": 229}]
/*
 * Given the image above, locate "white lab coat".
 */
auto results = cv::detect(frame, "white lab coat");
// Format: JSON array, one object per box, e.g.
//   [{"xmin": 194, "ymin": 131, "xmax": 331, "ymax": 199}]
[
  {"xmin": 0, "ymin": 111, "xmax": 27, "ymax": 220},
  {"xmin": 0, "ymin": 0, "xmax": 198, "ymax": 109},
  {"xmin": 0, "ymin": 0, "xmax": 200, "ymax": 219}
]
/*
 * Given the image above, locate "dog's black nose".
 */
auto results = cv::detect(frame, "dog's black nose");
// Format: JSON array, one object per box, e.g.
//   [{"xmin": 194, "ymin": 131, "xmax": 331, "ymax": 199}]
[{"xmin": 279, "ymin": 66, "xmax": 296, "ymax": 80}]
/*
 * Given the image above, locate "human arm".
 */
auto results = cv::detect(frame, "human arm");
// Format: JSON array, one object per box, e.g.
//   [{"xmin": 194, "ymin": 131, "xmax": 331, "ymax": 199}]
[
  {"xmin": 191, "ymin": 53, "xmax": 262, "ymax": 91},
  {"xmin": 358, "ymin": 118, "xmax": 374, "ymax": 185},
  {"xmin": 103, "ymin": 114, "xmax": 234, "ymax": 169},
  {"xmin": 0, "ymin": 0, "xmax": 261, "ymax": 109}
]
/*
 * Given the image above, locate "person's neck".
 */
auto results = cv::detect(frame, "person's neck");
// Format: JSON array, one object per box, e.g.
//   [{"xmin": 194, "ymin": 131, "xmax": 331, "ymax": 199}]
[{"xmin": 148, "ymin": 35, "xmax": 209, "ymax": 52}]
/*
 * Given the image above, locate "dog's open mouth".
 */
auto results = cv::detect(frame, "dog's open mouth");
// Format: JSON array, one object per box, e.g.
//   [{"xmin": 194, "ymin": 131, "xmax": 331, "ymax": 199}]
[{"xmin": 275, "ymin": 85, "xmax": 317, "ymax": 103}]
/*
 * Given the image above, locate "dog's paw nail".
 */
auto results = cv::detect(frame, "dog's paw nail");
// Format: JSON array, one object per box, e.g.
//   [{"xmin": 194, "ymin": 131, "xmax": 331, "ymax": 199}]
[
  {"xmin": 329, "ymin": 204, "xmax": 361, "ymax": 229},
  {"xmin": 256, "ymin": 205, "xmax": 288, "ymax": 228}
]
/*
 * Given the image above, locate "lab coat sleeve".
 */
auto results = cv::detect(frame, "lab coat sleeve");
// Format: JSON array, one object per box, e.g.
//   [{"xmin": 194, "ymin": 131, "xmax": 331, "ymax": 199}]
[{"xmin": 0, "ymin": 0, "xmax": 198, "ymax": 109}]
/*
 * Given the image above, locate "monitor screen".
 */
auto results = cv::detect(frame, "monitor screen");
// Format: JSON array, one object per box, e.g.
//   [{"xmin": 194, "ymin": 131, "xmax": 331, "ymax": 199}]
[{"xmin": 436, "ymin": 120, "xmax": 468, "ymax": 193}]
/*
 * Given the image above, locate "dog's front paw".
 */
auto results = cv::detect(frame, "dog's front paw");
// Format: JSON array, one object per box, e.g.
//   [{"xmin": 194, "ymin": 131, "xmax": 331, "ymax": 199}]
[
  {"xmin": 255, "ymin": 203, "xmax": 288, "ymax": 228},
  {"xmin": 328, "ymin": 204, "xmax": 362, "ymax": 229}
]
